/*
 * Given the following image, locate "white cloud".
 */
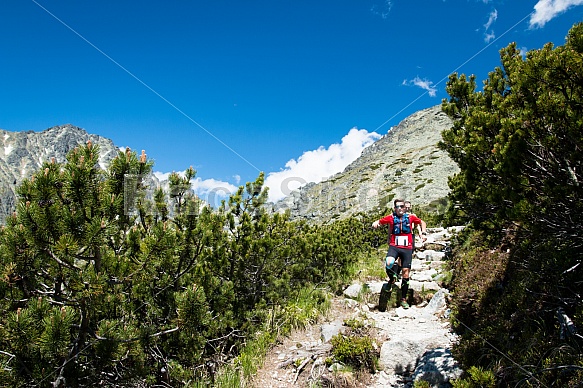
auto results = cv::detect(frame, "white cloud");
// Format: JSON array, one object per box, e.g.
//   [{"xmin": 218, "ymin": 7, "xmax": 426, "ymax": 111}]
[
  {"xmin": 191, "ymin": 177, "xmax": 238, "ymax": 196},
  {"xmin": 191, "ymin": 177, "xmax": 238, "ymax": 206},
  {"xmin": 371, "ymin": 0, "xmax": 393, "ymax": 19},
  {"xmin": 484, "ymin": 31, "xmax": 496, "ymax": 43},
  {"xmin": 152, "ymin": 128, "xmax": 381, "ymax": 205},
  {"xmin": 403, "ymin": 76, "xmax": 438, "ymax": 97},
  {"xmin": 264, "ymin": 128, "xmax": 381, "ymax": 203},
  {"xmin": 153, "ymin": 171, "xmax": 238, "ymax": 207},
  {"xmin": 530, "ymin": 0, "xmax": 583, "ymax": 28},
  {"xmin": 483, "ymin": 9, "xmax": 497, "ymax": 42},
  {"xmin": 484, "ymin": 9, "xmax": 498, "ymax": 30}
]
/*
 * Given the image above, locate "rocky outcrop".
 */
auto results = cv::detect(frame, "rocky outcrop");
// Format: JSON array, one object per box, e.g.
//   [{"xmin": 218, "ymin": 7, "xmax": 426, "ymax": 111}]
[
  {"xmin": 273, "ymin": 105, "xmax": 459, "ymax": 223},
  {"xmin": 0, "ymin": 124, "xmax": 119, "ymax": 224}
]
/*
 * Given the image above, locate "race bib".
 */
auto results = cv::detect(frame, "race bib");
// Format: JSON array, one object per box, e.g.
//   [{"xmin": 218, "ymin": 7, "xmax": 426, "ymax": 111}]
[{"xmin": 395, "ymin": 235, "xmax": 409, "ymax": 246}]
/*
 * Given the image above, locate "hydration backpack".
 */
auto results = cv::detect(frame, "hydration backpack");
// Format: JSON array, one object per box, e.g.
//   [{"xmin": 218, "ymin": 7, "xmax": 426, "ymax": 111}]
[{"xmin": 392, "ymin": 213, "xmax": 411, "ymax": 234}]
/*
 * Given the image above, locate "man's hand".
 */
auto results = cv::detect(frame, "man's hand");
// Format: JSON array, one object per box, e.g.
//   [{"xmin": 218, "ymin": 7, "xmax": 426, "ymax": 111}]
[{"xmin": 372, "ymin": 220, "xmax": 380, "ymax": 229}]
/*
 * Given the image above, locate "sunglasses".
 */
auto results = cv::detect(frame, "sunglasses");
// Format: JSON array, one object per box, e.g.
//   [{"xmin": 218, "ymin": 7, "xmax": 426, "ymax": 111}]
[{"xmin": 395, "ymin": 205, "xmax": 405, "ymax": 209}]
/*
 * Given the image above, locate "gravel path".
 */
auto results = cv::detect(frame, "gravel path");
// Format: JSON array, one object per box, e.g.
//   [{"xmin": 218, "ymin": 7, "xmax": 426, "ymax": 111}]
[{"xmin": 252, "ymin": 228, "xmax": 463, "ymax": 388}]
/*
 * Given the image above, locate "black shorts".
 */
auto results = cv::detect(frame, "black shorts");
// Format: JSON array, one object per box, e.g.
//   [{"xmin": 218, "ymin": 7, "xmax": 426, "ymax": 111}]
[{"xmin": 386, "ymin": 246, "xmax": 413, "ymax": 269}]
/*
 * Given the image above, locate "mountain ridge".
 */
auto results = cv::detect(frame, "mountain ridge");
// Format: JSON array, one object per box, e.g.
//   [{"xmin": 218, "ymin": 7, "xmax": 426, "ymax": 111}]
[
  {"xmin": 273, "ymin": 105, "xmax": 459, "ymax": 222},
  {"xmin": 0, "ymin": 124, "xmax": 120, "ymax": 224}
]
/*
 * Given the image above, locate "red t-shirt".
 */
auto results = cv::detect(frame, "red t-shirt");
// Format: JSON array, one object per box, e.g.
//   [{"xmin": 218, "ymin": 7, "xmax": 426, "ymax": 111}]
[{"xmin": 379, "ymin": 213, "xmax": 422, "ymax": 249}]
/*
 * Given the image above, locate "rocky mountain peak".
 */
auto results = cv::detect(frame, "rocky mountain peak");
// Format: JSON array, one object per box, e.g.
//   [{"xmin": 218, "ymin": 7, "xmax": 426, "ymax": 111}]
[
  {"xmin": 0, "ymin": 124, "xmax": 120, "ymax": 224},
  {"xmin": 273, "ymin": 105, "xmax": 459, "ymax": 222}
]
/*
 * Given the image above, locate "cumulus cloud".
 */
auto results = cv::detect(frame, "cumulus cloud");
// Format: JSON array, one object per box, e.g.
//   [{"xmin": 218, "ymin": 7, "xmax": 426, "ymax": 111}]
[
  {"xmin": 191, "ymin": 177, "xmax": 238, "ymax": 206},
  {"xmin": 153, "ymin": 171, "xmax": 171, "ymax": 181},
  {"xmin": 264, "ymin": 128, "xmax": 381, "ymax": 203},
  {"xmin": 150, "ymin": 128, "xmax": 380, "ymax": 206},
  {"xmin": 403, "ymin": 76, "xmax": 438, "ymax": 97},
  {"xmin": 153, "ymin": 171, "xmax": 238, "ymax": 207},
  {"xmin": 530, "ymin": 0, "xmax": 583, "ymax": 28}
]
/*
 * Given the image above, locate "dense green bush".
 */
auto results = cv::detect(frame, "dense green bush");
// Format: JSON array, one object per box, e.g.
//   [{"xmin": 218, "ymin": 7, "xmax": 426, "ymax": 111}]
[
  {"xmin": 0, "ymin": 143, "xmax": 376, "ymax": 387},
  {"xmin": 441, "ymin": 22, "xmax": 583, "ymax": 387},
  {"xmin": 451, "ymin": 366, "xmax": 496, "ymax": 388},
  {"xmin": 330, "ymin": 333, "xmax": 378, "ymax": 373}
]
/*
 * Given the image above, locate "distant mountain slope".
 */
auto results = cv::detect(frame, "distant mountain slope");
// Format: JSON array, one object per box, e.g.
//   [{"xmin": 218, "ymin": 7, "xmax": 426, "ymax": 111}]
[
  {"xmin": 0, "ymin": 124, "xmax": 119, "ymax": 224},
  {"xmin": 273, "ymin": 105, "xmax": 459, "ymax": 222}
]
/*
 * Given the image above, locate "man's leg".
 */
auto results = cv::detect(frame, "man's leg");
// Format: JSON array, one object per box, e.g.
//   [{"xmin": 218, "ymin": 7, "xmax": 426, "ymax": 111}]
[
  {"xmin": 385, "ymin": 255, "xmax": 398, "ymax": 285},
  {"xmin": 394, "ymin": 259, "xmax": 402, "ymax": 280},
  {"xmin": 400, "ymin": 269, "xmax": 410, "ymax": 308},
  {"xmin": 379, "ymin": 250, "xmax": 398, "ymax": 312},
  {"xmin": 399, "ymin": 250, "xmax": 413, "ymax": 309}
]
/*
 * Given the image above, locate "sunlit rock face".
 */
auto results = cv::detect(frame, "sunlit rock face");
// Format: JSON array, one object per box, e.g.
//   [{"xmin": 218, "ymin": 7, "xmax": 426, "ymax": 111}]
[
  {"xmin": 0, "ymin": 124, "xmax": 119, "ymax": 224},
  {"xmin": 274, "ymin": 105, "xmax": 459, "ymax": 223}
]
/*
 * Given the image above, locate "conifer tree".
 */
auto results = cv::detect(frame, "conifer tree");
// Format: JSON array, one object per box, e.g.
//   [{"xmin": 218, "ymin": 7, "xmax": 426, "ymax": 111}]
[
  {"xmin": 0, "ymin": 140, "xmax": 375, "ymax": 386},
  {"xmin": 440, "ymin": 22, "xmax": 583, "ymax": 386},
  {"xmin": 0, "ymin": 143, "xmax": 224, "ymax": 386}
]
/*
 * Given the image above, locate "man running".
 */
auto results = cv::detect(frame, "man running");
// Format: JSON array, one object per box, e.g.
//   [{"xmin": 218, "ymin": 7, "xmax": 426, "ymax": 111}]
[{"xmin": 373, "ymin": 199, "xmax": 427, "ymax": 309}]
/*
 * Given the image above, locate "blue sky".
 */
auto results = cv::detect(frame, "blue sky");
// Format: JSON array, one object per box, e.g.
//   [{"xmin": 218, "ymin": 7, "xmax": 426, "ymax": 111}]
[{"xmin": 1, "ymin": 1, "xmax": 582, "ymax": 203}]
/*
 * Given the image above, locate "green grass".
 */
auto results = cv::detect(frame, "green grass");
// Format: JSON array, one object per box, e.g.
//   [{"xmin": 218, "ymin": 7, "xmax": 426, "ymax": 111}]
[
  {"xmin": 378, "ymin": 193, "xmax": 396, "ymax": 211},
  {"xmin": 284, "ymin": 287, "xmax": 332, "ymax": 330},
  {"xmin": 205, "ymin": 286, "xmax": 333, "ymax": 387},
  {"xmin": 345, "ymin": 248, "xmax": 386, "ymax": 282}
]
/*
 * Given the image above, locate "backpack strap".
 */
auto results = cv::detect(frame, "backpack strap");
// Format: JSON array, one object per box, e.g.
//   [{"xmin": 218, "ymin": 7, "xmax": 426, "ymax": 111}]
[{"xmin": 392, "ymin": 213, "xmax": 411, "ymax": 234}]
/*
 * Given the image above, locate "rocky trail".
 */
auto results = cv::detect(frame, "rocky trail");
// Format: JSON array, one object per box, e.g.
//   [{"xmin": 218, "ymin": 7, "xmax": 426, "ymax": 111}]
[{"xmin": 252, "ymin": 227, "xmax": 464, "ymax": 388}]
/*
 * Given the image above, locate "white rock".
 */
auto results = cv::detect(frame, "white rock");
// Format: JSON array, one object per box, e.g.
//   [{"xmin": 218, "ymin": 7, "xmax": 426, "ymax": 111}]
[{"xmin": 343, "ymin": 283, "xmax": 362, "ymax": 298}]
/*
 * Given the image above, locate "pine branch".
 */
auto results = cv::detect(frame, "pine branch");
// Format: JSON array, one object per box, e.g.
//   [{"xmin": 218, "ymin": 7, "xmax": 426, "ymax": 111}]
[
  {"xmin": 44, "ymin": 248, "xmax": 78, "ymax": 271},
  {"xmin": 92, "ymin": 326, "xmax": 179, "ymax": 343}
]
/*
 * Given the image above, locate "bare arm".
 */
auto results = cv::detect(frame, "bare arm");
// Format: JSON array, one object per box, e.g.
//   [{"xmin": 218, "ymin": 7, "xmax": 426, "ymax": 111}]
[
  {"xmin": 419, "ymin": 219, "xmax": 427, "ymax": 241},
  {"xmin": 411, "ymin": 213, "xmax": 427, "ymax": 241}
]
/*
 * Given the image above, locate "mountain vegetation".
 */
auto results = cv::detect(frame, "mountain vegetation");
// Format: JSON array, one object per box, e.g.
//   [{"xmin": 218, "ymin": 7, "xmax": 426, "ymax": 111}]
[
  {"xmin": 0, "ymin": 142, "xmax": 385, "ymax": 386},
  {"xmin": 440, "ymin": 22, "xmax": 583, "ymax": 387},
  {"xmin": 0, "ymin": 21, "xmax": 581, "ymax": 388}
]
